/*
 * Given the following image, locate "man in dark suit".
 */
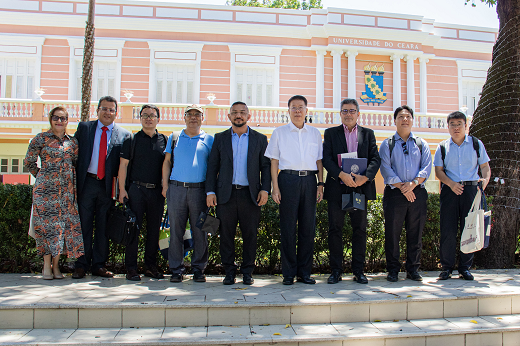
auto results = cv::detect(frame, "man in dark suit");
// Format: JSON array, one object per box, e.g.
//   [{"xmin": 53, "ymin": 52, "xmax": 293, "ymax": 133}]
[
  {"xmin": 206, "ymin": 101, "xmax": 271, "ymax": 285},
  {"xmin": 73, "ymin": 95, "xmax": 130, "ymax": 279},
  {"xmin": 323, "ymin": 98, "xmax": 381, "ymax": 284}
]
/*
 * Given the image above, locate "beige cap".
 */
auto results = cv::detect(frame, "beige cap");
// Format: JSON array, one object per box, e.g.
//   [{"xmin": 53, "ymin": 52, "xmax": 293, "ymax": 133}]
[{"xmin": 185, "ymin": 104, "xmax": 203, "ymax": 114}]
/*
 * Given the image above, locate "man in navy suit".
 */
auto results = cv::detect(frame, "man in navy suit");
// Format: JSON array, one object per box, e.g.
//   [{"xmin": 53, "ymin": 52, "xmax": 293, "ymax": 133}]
[
  {"xmin": 322, "ymin": 98, "xmax": 381, "ymax": 284},
  {"xmin": 73, "ymin": 96, "xmax": 130, "ymax": 279},
  {"xmin": 206, "ymin": 101, "xmax": 271, "ymax": 285}
]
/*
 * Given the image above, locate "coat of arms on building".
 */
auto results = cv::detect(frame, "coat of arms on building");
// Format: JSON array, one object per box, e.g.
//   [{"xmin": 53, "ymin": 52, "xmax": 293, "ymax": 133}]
[{"xmin": 360, "ymin": 63, "xmax": 387, "ymax": 106}]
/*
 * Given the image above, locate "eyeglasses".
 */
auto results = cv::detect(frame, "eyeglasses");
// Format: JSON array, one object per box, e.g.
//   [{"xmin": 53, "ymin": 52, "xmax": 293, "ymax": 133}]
[
  {"xmin": 290, "ymin": 107, "xmax": 306, "ymax": 113},
  {"xmin": 99, "ymin": 107, "xmax": 116, "ymax": 114},
  {"xmin": 51, "ymin": 115, "xmax": 68, "ymax": 122},
  {"xmin": 140, "ymin": 114, "xmax": 158, "ymax": 119},
  {"xmin": 402, "ymin": 142, "xmax": 409, "ymax": 155},
  {"xmin": 341, "ymin": 109, "xmax": 358, "ymax": 115}
]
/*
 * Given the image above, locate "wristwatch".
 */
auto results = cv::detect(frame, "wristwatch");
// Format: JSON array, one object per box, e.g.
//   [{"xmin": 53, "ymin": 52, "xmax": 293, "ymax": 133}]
[
  {"xmin": 413, "ymin": 179, "xmax": 419, "ymax": 186},
  {"xmin": 317, "ymin": 182, "xmax": 325, "ymax": 187}
]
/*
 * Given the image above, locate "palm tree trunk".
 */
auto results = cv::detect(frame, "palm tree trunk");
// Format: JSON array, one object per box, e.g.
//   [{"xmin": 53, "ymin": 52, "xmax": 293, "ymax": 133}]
[
  {"xmin": 80, "ymin": 0, "xmax": 95, "ymax": 122},
  {"xmin": 469, "ymin": 0, "xmax": 520, "ymax": 268}
]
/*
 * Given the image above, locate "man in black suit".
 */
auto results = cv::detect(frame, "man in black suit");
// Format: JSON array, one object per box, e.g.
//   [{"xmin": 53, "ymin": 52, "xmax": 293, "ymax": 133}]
[
  {"xmin": 206, "ymin": 101, "xmax": 271, "ymax": 285},
  {"xmin": 73, "ymin": 96, "xmax": 130, "ymax": 279},
  {"xmin": 323, "ymin": 98, "xmax": 381, "ymax": 284}
]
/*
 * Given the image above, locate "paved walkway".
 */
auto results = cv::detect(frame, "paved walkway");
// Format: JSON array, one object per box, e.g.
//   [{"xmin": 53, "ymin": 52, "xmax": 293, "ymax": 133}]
[{"xmin": 0, "ymin": 269, "xmax": 519, "ymax": 308}]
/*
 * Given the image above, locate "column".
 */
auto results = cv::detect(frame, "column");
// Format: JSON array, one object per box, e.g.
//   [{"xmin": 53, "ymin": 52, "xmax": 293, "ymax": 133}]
[
  {"xmin": 331, "ymin": 49, "xmax": 342, "ymax": 108},
  {"xmin": 419, "ymin": 56, "xmax": 429, "ymax": 113},
  {"xmin": 346, "ymin": 50, "xmax": 358, "ymax": 99},
  {"xmin": 405, "ymin": 55, "xmax": 416, "ymax": 111},
  {"xmin": 390, "ymin": 54, "xmax": 402, "ymax": 109},
  {"xmin": 315, "ymin": 50, "xmax": 326, "ymax": 108}
]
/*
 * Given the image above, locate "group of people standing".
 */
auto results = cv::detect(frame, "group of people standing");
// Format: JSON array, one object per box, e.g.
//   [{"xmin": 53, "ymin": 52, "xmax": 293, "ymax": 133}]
[{"xmin": 23, "ymin": 94, "xmax": 490, "ymax": 285}]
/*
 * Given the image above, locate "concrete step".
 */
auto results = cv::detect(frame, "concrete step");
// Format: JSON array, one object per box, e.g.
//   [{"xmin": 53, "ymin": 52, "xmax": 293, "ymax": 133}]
[{"xmin": 1, "ymin": 314, "xmax": 520, "ymax": 345}]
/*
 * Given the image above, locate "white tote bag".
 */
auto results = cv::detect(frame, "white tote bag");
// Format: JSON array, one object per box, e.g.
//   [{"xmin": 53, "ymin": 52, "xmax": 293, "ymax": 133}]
[
  {"xmin": 460, "ymin": 189, "xmax": 485, "ymax": 254},
  {"xmin": 28, "ymin": 204, "xmax": 36, "ymax": 239}
]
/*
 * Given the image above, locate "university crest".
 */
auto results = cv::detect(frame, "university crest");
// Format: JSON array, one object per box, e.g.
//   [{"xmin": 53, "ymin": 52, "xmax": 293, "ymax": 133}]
[{"xmin": 360, "ymin": 63, "xmax": 387, "ymax": 106}]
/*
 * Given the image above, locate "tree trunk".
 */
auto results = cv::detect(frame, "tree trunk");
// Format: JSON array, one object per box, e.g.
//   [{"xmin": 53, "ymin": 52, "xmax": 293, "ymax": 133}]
[
  {"xmin": 80, "ymin": 0, "xmax": 95, "ymax": 122},
  {"xmin": 469, "ymin": 0, "xmax": 520, "ymax": 268}
]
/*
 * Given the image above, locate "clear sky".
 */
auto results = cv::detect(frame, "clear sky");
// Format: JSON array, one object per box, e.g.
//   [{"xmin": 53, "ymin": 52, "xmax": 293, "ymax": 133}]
[{"xmin": 156, "ymin": 0, "xmax": 499, "ymax": 29}]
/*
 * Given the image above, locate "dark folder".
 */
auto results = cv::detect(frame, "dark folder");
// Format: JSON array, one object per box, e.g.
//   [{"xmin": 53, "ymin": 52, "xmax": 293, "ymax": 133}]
[{"xmin": 341, "ymin": 158, "xmax": 367, "ymax": 175}]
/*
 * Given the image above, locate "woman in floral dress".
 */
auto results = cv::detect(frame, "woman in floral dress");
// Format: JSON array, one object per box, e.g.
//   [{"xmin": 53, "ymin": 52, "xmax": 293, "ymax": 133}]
[{"xmin": 24, "ymin": 106, "xmax": 84, "ymax": 280}]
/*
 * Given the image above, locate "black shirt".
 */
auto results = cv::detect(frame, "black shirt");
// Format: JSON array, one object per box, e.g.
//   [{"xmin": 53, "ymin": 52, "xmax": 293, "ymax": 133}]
[{"xmin": 120, "ymin": 130, "xmax": 166, "ymax": 185}]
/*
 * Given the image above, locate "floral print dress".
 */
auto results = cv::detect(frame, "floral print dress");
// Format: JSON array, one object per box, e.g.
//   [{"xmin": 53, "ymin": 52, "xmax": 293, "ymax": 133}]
[{"xmin": 24, "ymin": 130, "xmax": 84, "ymax": 258}]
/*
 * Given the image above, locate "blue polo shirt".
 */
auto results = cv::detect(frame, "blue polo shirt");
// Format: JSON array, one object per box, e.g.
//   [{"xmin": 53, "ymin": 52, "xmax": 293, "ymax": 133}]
[
  {"xmin": 433, "ymin": 135, "xmax": 489, "ymax": 182},
  {"xmin": 165, "ymin": 130, "xmax": 214, "ymax": 183}
]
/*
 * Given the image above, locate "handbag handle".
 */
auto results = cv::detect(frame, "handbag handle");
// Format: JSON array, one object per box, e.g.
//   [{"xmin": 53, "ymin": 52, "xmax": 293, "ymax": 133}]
[{"xmin": 469, "ymin": 189, "xmax": 482, "ymax": 213}]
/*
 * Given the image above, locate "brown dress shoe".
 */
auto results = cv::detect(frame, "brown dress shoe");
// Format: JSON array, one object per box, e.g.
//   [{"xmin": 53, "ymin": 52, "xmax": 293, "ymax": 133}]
[
  {"xmin": 92, "ymin": 267, "xmax": 114, "ymax": 278},
  {"xmin": 72, "ymin": 268, "xmax": 85, "ymax": 279}
]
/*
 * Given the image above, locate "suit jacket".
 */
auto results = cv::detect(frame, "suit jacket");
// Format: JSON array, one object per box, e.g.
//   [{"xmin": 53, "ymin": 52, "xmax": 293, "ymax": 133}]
[
  {"xmin": 323, "ymin": 125, "xmax": 381, "ymax": 201},
  {"xmin": 206, "ymin": 127, "xmax": 271, "ymax": 206},
  {"xmin": 75, "ymin": 120, "xmax": 130, "ymax": 197}
]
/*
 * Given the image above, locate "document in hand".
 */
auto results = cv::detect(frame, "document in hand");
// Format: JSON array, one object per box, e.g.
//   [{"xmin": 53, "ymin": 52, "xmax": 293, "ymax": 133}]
[{"xmin": 342, "ymin": 158, "xmax": 368, "ymax": 175}]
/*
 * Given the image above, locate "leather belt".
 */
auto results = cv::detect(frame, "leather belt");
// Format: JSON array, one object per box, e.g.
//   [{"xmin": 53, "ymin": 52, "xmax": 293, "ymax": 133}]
[
  {"xmin": 133, "ymin": 181, "xmax": 157, "ymax": 189},
  {"xmin": 170, "ymin": 180, "xmax": 205, "ymax": 188},
  {"xmin": 460, "ymin": 181, "xmax": 479, "ymax": 186},
  {"xmin": 280, "ymin": 170, "xmax": 318, "ymax": 177},
  {"xmin": 87, "ymin": 172, "xmax": 103, "ymax": 180},
  {"xmin": 232, "ymin": 184, "xmax": 248, "ymax": 189}
]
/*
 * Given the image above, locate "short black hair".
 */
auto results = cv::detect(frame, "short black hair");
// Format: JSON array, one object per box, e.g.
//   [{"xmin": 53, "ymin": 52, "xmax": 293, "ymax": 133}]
[
  {"xmin": 288, "ymin": 95, "xmax": 308, "ymax": 108},
  {"xmin": 447, "ymin": 111, "xmax": 467, "ymax": 124},
  {"xmin": 340, "ymin": 98, "xmax": 359, "ymax": 112},
  {"xmin": 230, "ymin": 101, "xmax": 249, "ymax": 113},
  {"xmin": 140, "ymin": 104, "xmax": 160, "ymax": 119},
  {"xmin": 98, "ymin": 95, "xmax": 118, "ymax": 112},
  {"xmin": 394, "ymin": 105, "xmax": 414, "ymax": 120}
]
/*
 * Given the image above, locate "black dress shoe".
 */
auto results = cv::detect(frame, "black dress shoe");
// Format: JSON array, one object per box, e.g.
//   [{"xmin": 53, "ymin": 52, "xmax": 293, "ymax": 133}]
[
  {"xmin": 92, "ymin": 267, "xmax": 114, "ymax": 278},
  {"xmin": 243, "ymin": 274, "xmax": 254, "ymax": 285},
  {"xmin": 459, "ymin": 270, "xmax": 474, "ymax": 281},
  {"xmin": 126, "ymin": 269, "xmax": 141, "ymax": 281},
  {"xmin": 327, "ymin": 271, "xmax": 342, "ymax": 284},
  {"xmin": 282, "ymin": 276, "xmax": 294, "ymax": 285},
  {"xmin": 387, "ymin": 271, "xmax": 399, "ymax": 282},
  {"xmin": 193, "ymin": 271, "xmax": 206, "ymax": 282},
  {"xmin": 438, "ymin": 270, "xmax": 451, "ymax": 280},
  {"xmin": 144, "ymin": 267, "xmax": 164, "ymax": 280},
  {"xmin": 406, "ymin": 271, "xmax": 423, "ymax": 281},
  {"xmin": 223, "ymin": 273, "xmax": 236, "ymax": 285},
  {"xmin": 297, "ymin": 275, "xmax": 316, "ymax": 284},
  {"xmin": 72, "ymin": 268, "xmax": 85, "ymax": 279},
  {"xmin": 353, "ymin": 272, "xmax": 368, "ymax": 284},
  {"xmin": 170, "ymin": 274, "xmax": 183, "ymax": 283}
]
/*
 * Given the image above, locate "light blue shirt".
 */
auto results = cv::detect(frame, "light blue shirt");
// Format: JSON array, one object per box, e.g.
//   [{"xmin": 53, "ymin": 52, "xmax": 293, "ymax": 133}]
[
  {"xmin": 87, "ymin": 120, "xmax": 114, "ymax": 175},
  {"xmin": 433, "ymin": 135, "xmax": 490, "ymax": 182},
  {"xmin": 232, "ymin": 127, "xmax": 249, "ymax": 186},
  {"xmin": 379, "ymin": 132, "xmax": 432, "ymax": 187},
  {"xmin": 165, "ymin": 130, "xmax": 214, "ymax": 183}
]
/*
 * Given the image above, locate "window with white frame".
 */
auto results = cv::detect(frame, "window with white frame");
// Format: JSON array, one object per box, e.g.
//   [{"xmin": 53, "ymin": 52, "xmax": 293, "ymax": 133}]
[
  {"xmin": 155, "ymin": 64, "xmax": 195, "ymax": 104},
  {"xmin": 0, "ymin": 58, "xmax": 35, "ymax": 99},
  {"xmin": 0, "ymin": 157, "xmax": 30, "ymax": 174},
  {"xmin": 461, "ymin": 81, "xmax": 484, "ymax": 117},
  {"xmin": 75, "ymin": 60, "xmax": 116, "ymax": 101},
  {"xmin": 235, "ymin": 67, "xmax": 274, "ymax": 107}
]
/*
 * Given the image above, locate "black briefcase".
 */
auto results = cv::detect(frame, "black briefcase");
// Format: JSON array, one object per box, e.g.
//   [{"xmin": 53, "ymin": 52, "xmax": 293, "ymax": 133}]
[
  {"xmin": 107, "ymin": 200, "xmax": 139, "ymax": 246},
  {"xmin": 342, "ymin": 191, "xmax": 366, "ymax": 211},
  {"xmin": 195, "ymin": 207, "xmax": 220, "ymax": 235}
]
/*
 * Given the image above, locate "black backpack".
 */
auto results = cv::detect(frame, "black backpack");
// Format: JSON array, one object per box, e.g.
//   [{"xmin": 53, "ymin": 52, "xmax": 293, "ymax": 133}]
[
  {"xmin": 439, "ymin": 136, "xmax": 480, "ymax": 168},
  {"xmin": 387, "ymin": 135, "xmax": 423, "ymax": 157}
]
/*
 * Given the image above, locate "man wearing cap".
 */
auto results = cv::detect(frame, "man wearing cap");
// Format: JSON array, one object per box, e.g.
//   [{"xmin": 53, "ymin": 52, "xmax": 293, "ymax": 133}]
[
  {"xmin": 118, "ymin": 104, "xmax": 167, "ymax": 281},
  {"xmin": 264, "ymin": 95, "xmax": 324, "ymax": 285},
  {"xmin": 162, "ymin": 105, "xmax": 214, "ymax": 283},
  {"xmin": 206, "ymin": 101, "xmax": 271, "ymax": 285}
]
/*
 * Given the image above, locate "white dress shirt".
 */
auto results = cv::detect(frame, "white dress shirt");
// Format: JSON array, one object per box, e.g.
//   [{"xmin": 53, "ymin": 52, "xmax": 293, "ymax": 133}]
[{"xmin": 264, "ymin": 122, "xmax": 323, "ymax": 170}]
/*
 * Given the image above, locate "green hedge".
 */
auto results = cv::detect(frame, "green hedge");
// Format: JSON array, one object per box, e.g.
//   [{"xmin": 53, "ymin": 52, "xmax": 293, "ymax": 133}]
[{"xmin": 0, "ymin": 183, "xmax": 499, "ymax": 274}]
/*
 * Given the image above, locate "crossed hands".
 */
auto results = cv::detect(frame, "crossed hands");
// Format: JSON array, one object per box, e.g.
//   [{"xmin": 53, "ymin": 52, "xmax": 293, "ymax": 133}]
[
  {"xmin": 393, "ymin": 182, "xmax": 416, "ymax": 202},
  {"xmin": 339, "ymin": 171, "xmax": 369, "ymax": 188}
]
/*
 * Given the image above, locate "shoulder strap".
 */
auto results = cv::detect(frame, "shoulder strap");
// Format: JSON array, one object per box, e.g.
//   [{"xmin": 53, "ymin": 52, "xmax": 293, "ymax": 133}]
[
  {"xmin": 129, "ymin": 133, "xmax": 137, "ymax": 161},
  {"xmin": 169, "ymin": 131, "xmax": 180, "ymax": 167},
  {"xmin": 388, "ymin": 136, "xmax": 395, "ymax": 157},
  {"xmin": 125, "ymin": 133, "xmax": 136, "ymax": 189},
  {"xmin": 413, "ymin": 136, "xmax": 423, "ymax": 154},
  {"xmin": 471, "ymin": 136, "xmax": 481, "ymax": 158},
  {"xmin": 440, "ymin": 139, "xmax": 448, "ymax": 168}
]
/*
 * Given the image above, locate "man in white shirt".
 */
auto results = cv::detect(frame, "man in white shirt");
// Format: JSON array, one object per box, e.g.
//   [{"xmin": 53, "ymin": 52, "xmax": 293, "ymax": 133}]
[{"xmin": 265, "ymin": 95, "xmax": 324, "ymax": 285}]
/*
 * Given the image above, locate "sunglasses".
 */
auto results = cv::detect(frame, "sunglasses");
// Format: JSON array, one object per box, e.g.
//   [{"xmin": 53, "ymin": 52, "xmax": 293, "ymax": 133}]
[
  {"xmin": 402, "ymin": 142, "xmax": 409, "ymax": 155},
  {"xmin": 51, "ymin": 115, "xmax": 68, "ymax": 122}
]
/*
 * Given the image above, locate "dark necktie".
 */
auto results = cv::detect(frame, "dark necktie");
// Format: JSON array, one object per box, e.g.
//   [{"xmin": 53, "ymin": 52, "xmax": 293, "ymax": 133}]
[{"xmin": 97, "ymin": 126, "xmax": 108, "ymax": 179}]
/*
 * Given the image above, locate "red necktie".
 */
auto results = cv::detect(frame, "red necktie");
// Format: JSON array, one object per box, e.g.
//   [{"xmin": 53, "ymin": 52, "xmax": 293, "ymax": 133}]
[{"xmin": 97, "ymin": 126, "xmax": 108, "ymax": 179}]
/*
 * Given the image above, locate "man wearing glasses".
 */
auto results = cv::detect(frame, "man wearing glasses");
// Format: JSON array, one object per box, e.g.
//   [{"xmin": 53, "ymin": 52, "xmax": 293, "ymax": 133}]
[
  {"xmin": 379, "ymin": 105, "xmax": 432, "ymax": 282},
  {"xmin": 73, "ymin": 96, "xmax": 130, "ymax": 279},
  {"xmin": 162, "ymin": 105, "xmax": 214, "ymax": 283},
  {"xmin": 118, "ymin": 104, "xmax": 167, "ymax": 281},
  {"xmin": 322, "ymin": 98, "xmax": 381, "ymax": 285},
  {"xmin": 265, "ymin": 95, "xmax": 324, "ymax": 285}
]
